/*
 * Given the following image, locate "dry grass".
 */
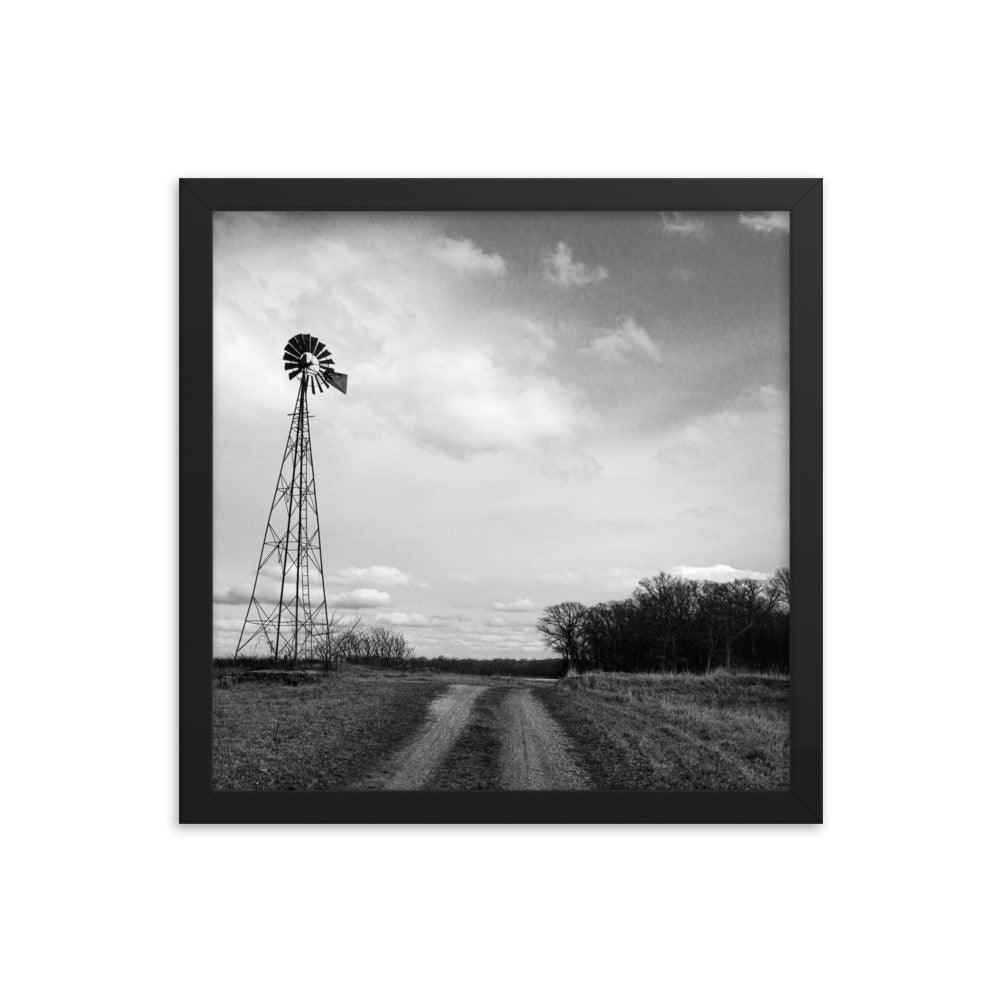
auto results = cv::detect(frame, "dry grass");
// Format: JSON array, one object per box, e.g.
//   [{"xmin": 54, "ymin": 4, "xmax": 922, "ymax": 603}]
[
  {"xmin": 540, "ymin": 671, "xmax": 789, "ymax": 790},
  {"xmin": 212, "ymin": 668, "xmax": 447, "ymax": 790},
  {"xmin": 212, "ymin": 664, "xmax": 788, "ymax": 792}
]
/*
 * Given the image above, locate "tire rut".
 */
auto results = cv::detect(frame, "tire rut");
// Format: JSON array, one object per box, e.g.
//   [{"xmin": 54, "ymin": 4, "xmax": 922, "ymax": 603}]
[
  {"xmin": 499, "ymin": 688, "xmax": 587, "ymax": 790},
  {"xmin": 368, "ymin": 684, "xmax": 485, "ymax": 790}
]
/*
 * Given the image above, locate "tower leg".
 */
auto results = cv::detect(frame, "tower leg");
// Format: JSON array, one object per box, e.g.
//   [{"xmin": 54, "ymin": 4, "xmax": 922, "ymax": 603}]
[{"xmin": 236, "ymin": 376, "xmax": 330, "ymax": 663}]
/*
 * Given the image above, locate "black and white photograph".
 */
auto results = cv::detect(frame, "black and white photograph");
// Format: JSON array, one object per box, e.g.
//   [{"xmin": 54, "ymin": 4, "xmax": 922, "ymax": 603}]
[
  {"xmin": 210, "ymin": 207, "xmax": 794, "ymax": 794},
  {"xmin": 11, "ymin": 4, "xmax": 1000, "ymax": 998}
]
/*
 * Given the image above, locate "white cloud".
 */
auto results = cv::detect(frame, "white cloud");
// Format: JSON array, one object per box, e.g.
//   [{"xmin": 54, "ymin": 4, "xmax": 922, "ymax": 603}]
[
  {"xmin": 671, "ymin": 564, "xmax": 771, "ymax": 583},
  {"xmin": 214, "ymin": 574, "xmax": 284, "ymax": 606},
  {"xmin": 375, "ymin": 612, "xmax": 433, "ymax": 627},
  {"xmin": 214, "ymin": 565, "xmax": 402, "ymax": 608},
  {"xmin": 542, "ymin": 242, "xmax": 608, "ymax": 287},
  {"xmin": 430, "ymin": 237, "xmax": 507, "ymax": 275},
  {"xmin": 660, "ymin": 212, "xmax": 709, "ymax": 240},
  {"xmin": 582, "ymin": 317, "xmax": 661, "ymax": 364},
  {"xmin": 512, "ymin": 318, "xmax": 557, "ymax": 365},
  {"xmin": 327, "ymin": 565, "xmax": 425, "ymax": 588},
  {"xmin": 329, "ymin": 588, "xmax": 391, "ymax": 608},
  {"xmin": 361, "ymin": 349, "xmax": 588, "ymax": 459},
  {"xmin": 447, "ymin": 570, "xmax": 481, "ymax": 583},
  {"xmin": 213, "ymin": 617, "xmax": 245, "ymax": 634},
  {"xmin": 489, "ymin": 598, "xmax": 540, "ymax": 612},
  {"xmin": 534, "ymin": 564, "xmax": 770, "ymax": 595},
  {"xmin": 375, "ymin": 612, "xmax": 471, "ymax": 629},
  {"xmin": 214, "ymin": 585, "xmax": 251, "ymax": 606},
  {"xmin": 739, "ymin": 212, "xmax": 789, "ymax": 234}
]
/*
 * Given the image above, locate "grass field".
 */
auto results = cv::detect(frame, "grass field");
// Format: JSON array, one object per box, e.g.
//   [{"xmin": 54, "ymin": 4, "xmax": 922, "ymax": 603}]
[
  {"xmin": 212, "ymin": 668, "xmax": 447, "ymax": 790},
  {"xmin": 213, "ymin": 663, "xmax": 789, "ymax": 791},
  {"xmin": 539, "ymin": 671, "xmax": 790, "ymax": 790}
]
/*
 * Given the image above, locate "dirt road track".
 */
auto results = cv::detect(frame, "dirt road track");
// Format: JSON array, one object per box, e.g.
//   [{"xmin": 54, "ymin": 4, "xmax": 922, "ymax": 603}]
[
  {"xmin": 380, "ymin": 684, "xmax": 485, "ymax": 790},
  {"xmin": 499, "ymin": 689, "xmax": 587, "ymax": 790}
]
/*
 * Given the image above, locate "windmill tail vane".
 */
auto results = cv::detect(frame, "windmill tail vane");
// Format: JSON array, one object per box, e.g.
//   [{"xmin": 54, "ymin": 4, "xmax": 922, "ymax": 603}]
[{"xmin": 236, "ymin": 335, "xmax": 348, "ymax": 662}]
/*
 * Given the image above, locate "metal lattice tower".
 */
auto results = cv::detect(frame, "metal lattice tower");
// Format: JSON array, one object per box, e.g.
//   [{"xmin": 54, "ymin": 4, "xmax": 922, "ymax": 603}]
[{"xmin": 236, "ymin": 335, "xmax": 348, "ymax": 661}]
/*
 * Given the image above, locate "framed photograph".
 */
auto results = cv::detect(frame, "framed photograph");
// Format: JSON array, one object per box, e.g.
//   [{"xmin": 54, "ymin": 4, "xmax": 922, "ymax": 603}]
[{"xmin": 180, "ymin": 179, "xmax": 821, "ymax": 823}]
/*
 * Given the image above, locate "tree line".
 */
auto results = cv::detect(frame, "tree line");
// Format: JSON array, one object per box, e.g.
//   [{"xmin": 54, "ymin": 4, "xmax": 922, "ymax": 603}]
[
  {"xmin": 536, "ymin": 568, "xmax": 790, "ymax": 675},
  {"xmin": 317, "ymin": 614, "xmax": 414, "ymax": 669}
]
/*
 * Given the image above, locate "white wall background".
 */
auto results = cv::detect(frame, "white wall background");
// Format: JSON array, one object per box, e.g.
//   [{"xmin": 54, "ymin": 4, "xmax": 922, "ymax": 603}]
[{"xmin": 3, "ymin": 3, "xmax": 997, "ymax": 997}]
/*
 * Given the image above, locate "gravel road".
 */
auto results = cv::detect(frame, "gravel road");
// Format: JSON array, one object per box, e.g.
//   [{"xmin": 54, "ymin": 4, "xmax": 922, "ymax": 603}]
[
  {"xmin": 380, "ymin": 683, "xmax": 485, "ymax": 790},
  {"xmin": 499, "ymin": 688, "xmax": 587, "ymax": 790}
]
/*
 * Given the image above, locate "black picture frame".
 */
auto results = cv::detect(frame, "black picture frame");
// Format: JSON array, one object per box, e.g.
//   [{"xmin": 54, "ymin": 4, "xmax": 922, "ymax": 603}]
[{"xmin": 180, "ymin": 178, "xmax": 822, "ymax": 824}]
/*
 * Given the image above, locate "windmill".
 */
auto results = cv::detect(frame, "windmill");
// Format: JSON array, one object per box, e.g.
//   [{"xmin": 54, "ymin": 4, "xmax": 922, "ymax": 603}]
[{"xmin": 236, "ymin": 335, "xmax": 348, "ymax": 661}]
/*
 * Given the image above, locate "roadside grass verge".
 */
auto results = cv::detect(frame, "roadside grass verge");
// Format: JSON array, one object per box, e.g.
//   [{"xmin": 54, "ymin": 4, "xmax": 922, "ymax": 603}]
[
  {"xmin": 212, "ymin": 671, "xmax": 447, "ymax": 790},
  {"xmin": 539, "ymin": 671, "xmax": 789, "ymax": 791},
  {"xmin": 426, "ymin": 686, "xmax": 507, "ymax": 790}
]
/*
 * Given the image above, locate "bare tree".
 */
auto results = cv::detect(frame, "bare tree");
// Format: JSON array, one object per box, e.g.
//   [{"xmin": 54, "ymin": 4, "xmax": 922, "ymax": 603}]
[
  {"xmin": 312, "ymin": 619, "xmax": 414, "ymax": 671},
  {"xmin": 353, "ymin": 624, "xmax": 414, "ymax": 670},
  {"xmin": 580, "ymin": 602, "xmax": 615, "ymax": 672},
  {"xmin": 537, "ymin": 602, "xmax": 589, "ymax": 673},
  {"xmin": 769, "ymin": 567, "xmax": 790, "ymax": 612},
  {"xmin": 634, "ymin": 573, "xmax": 701, "ymax": 672},
  {"xmin": 382, "ymin": 628, "xmax": 414, "ymax": 671},
  {"xmin": 579, "ymin": 600, "xmax": 644, "ymax": 673},
  {"xmin": 313, "ymin": 611, "xmax": 365, "ymax": 669},
  {"xmin": 702, "ymin": 579, "xmax": 777, "ymax": 671}
]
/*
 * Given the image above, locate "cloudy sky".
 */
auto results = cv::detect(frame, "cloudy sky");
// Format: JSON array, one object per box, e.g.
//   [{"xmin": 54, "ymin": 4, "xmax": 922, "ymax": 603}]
[{"xmin": 213, "ymin": 210, "xmax": 789, "ymax": 658}]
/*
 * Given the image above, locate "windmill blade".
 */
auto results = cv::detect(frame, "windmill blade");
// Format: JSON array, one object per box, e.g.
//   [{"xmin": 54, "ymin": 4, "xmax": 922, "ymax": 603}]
[{"xmin": 280, "ymin": 335, "xmax": 345, "ymax": 394}]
